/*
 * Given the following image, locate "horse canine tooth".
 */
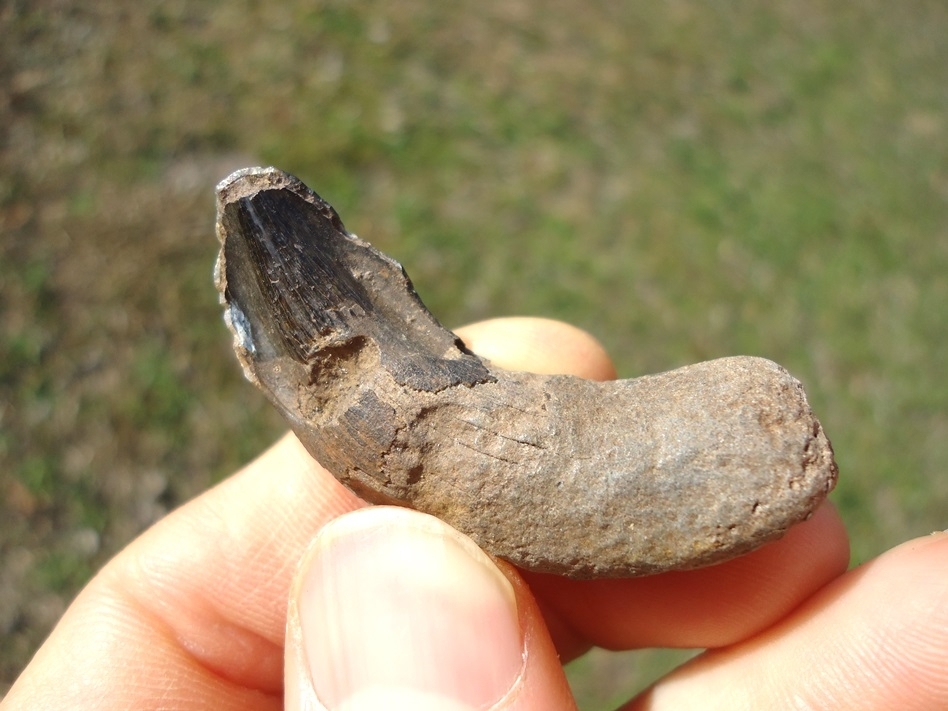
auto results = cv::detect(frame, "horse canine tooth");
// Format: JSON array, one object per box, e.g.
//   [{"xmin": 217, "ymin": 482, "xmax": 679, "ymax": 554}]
[{"xmin": 215, "ymin": 166, "xmax": 838, "ymax": 579}]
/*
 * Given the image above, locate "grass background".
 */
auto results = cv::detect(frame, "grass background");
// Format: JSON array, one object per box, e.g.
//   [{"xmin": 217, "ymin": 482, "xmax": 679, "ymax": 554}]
[{"xmin": 2, "ymin": 1, "xmax": 947, "ymax": 706}]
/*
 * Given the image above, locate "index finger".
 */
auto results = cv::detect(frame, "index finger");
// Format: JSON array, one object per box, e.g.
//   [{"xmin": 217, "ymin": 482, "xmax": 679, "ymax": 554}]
[{"xmin": 3, "ymin": 434, "xmax": 363, "ymax": 710}]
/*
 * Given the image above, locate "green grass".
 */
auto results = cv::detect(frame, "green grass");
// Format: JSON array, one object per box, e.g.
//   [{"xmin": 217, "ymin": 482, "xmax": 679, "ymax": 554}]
[{"xmin": 3, "ymin": 1, "xmax": 947, "ymax": 705}]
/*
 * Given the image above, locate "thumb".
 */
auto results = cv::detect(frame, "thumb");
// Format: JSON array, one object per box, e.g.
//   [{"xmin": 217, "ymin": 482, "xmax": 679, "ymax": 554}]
[{"xmin": 285, "ymin": 506, "xmax": 576, "ymax": 711}]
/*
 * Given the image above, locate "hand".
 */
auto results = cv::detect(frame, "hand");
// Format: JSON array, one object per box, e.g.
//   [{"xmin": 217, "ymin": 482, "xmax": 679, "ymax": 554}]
[{"xmin": 3, "ymin": 318, "xmax": 946, "ymax": 710}]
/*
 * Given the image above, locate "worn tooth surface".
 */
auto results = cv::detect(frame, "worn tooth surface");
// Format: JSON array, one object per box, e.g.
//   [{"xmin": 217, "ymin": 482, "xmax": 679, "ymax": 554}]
[{"xmin": 215, "ymin": 166, "xmax": 839, "ymax": 579}]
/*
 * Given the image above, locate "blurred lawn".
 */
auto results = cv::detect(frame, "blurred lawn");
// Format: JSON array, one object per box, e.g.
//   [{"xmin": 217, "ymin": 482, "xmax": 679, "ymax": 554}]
[{"xmin": 2, "ymin": 1, "xmax": 947, "ymax": 706}]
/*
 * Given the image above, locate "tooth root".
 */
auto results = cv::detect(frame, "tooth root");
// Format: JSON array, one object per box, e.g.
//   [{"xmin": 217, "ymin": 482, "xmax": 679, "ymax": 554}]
[{"xmin": 215, "ymin": 167, "xmax": 839, "ymax": 579}]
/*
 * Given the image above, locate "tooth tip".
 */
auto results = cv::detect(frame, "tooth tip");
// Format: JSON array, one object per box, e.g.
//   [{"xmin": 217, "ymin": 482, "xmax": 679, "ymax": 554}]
[{"xmin": 216, "ymin": 166, "xmax": 297, "ymax": 206}]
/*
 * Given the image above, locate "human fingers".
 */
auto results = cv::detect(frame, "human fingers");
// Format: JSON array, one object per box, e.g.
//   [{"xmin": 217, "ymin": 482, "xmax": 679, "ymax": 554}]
[
  {"xmin": 454, "ymin": 317, "xmax": 618, "ymax": 381},
  {"xmin": 0, "ymin": 315, "xmax": 844, "ymax": 710},
  {"xmin": 1, "ymin": 435, "xmax": 364, "ymax": 711},
  {"xmin": 624, "ymin": 531, "xmax": 948, "ymax": 710},
  {"xmin": 1, "ymin": 317, "xmax": 599, "ymax": 711},
  {"xmin": 279, "ymin": 317, "xmax": 616, "ymax": 710},
  {"xmin": 526, "ymin": 501, "xmax": 848, "ymax": 657},
  {"xmin": 285, "ymin": 507, "xmax": 577, "ymax": 711}
]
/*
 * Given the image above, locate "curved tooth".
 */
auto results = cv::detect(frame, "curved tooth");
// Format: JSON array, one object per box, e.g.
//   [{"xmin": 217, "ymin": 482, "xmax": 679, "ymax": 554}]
[{"xmin": 215, "ymin": 167, "xmax": 838, "ymax": 579}]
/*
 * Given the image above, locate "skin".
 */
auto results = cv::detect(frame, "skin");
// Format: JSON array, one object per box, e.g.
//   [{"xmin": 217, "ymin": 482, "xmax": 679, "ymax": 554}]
[{"xmin": 3, "ymin": 317, "xmax": 947, "ymax": 710}]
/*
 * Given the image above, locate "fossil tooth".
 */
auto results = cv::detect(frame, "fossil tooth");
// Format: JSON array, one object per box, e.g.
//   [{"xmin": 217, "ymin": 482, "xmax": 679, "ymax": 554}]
[{"xmin": 215, "ymin": 166, "xmax": 838, "ymax": 579}]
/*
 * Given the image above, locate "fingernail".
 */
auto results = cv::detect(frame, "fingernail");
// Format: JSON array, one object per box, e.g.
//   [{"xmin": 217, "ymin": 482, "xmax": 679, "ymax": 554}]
[{"xmin": 296, "ymin": 507, "xmax": 524, "ymax": 710}]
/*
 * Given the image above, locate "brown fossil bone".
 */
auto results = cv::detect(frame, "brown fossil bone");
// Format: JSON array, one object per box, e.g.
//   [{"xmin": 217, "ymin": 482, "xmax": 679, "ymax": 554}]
[{"xmin": 214, "ymin": 166, "xmax": 838, "ymax": 579}]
